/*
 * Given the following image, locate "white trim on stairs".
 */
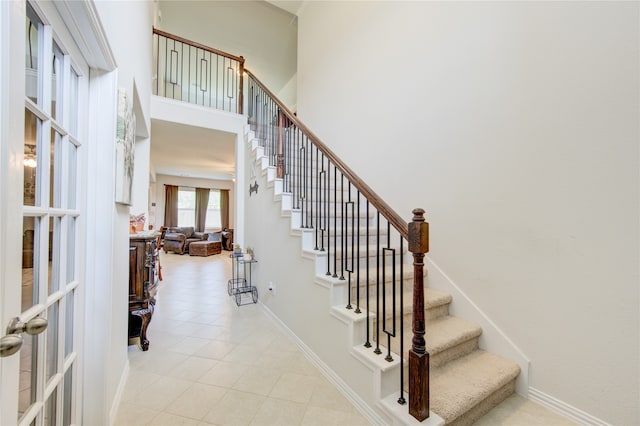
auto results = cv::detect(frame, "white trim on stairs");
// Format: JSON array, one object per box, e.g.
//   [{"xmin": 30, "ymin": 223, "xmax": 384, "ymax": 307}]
[
  {"xmin": 424, "ymin": 257, "xmax": 531, "ymax": 396},
  {"xmin": 529, "ymin": 387, "xmax": 612, "ymax": 426}
]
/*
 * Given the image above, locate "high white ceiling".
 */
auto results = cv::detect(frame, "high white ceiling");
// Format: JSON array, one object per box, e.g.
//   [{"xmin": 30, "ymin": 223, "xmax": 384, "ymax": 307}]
[{"xmin": 150, "ymin": 119, "xmax": 236, "ymax": 181}]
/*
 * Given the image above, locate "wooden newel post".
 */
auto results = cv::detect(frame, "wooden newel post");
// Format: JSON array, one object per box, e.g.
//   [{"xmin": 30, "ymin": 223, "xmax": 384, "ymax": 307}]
[
  {"xmin": 238, "ymin": 57, "xmax": 245, "ymax": 115},
  {"xmin": 408, "ymin": 208, "xmax": 430, "ymax": 421}
]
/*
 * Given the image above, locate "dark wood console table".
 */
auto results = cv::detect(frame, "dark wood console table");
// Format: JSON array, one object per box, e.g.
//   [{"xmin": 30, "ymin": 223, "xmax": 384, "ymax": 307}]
[{"xmin": 129, "ymin": 234, "xmax": 160, "ymax": 350}]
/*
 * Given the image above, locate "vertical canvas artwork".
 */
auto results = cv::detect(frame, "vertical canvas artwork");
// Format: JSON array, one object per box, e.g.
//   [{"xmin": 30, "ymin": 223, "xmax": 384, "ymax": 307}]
[{"xmin": 115, "ymin": 88, "xmax": 136, "ymax": 205}]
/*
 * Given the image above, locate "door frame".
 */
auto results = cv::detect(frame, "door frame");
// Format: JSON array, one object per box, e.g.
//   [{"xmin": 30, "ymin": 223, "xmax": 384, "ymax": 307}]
[
  {"xmin": 0, "ymin": 0, "xmax": 28, "ymax": 421},
  {"xmin": 0, "ymin": 1, "xmax": 117, "ymax": 425}
]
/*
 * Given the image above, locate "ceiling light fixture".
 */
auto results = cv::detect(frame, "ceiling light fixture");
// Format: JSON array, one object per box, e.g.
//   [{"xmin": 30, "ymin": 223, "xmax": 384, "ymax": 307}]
[{"xmin": 23, "ymin": 145, "xmax": 37, "ymax": 168}]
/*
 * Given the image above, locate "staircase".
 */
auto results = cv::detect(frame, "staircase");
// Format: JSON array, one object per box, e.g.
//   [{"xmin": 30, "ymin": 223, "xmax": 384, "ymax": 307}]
[
  {"xmin": 398, "ymin": 288, "xmax": 520, "ymax": 425},
  {"xmin": 151, "ymin": 28, "xmax": 527, "ymax": 424},
  {"xmin": 247, "ymin": 126, "xmax": 521, "ymax": 425}
]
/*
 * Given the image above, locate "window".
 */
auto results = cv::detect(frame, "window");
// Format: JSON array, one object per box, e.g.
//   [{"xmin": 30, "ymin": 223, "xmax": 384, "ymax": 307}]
[
  {"xmin": 205, "ymin": 189, "xmax": 221, "ymax": 231},
  {"xmin": 177, "ymin": 187, "xmax": 221, "ymax": 230},
  {"xmin": 177, "ymin": 187, "xmax": 195, "ymax": 227}
]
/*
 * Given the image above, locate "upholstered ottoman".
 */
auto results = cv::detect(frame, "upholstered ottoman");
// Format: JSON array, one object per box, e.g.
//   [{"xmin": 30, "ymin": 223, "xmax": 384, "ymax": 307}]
[{"xmin": 189, "ymin": 240, "xmax": 222, "ymax": 257}]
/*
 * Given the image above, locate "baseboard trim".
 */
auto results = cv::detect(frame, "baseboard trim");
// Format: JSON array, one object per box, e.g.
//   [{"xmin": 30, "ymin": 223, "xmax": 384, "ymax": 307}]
[
  {"xmin": 528, "ymin": 387, "xmax": 612, "ymax": 426},
  {"xmin": 259, "ymin": 302, "xmax": 388, "ymax": 426},
  {"xmin": 109, "ymin": 359, "xmax": 130, "ymax": 426}
]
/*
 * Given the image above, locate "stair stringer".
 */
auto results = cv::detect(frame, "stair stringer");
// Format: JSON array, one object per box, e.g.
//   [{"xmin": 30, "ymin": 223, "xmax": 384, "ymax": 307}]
[
  {"xmin": 423, "ymin": 258, "xmax": 531, "ymax": 396},
  {"xmin": 245, "ymin": 129, "xmax": 443, "ymax": 426}
]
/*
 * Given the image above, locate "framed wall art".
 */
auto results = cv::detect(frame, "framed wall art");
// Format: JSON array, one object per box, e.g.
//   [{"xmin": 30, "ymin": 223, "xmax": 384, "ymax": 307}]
[{"xmin": 115, "ymin": 88, "xmax": 136, "ymax": 205}]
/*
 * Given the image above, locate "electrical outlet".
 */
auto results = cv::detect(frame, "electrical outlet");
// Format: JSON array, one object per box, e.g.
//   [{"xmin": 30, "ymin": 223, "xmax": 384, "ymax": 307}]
[{"xmin": 268, "ymin": 281, "xmax": 275, "ymax": 295}]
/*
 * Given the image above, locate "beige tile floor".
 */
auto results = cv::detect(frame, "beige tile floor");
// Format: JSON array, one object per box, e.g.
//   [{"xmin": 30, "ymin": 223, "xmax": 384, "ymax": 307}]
[
  {"xmin": 115, "ymin": 251, "xmax": 369, "ymax": 426},
  {"xmin": 115, "ymin": 251, "xmax": 576, "ymax": 426}
]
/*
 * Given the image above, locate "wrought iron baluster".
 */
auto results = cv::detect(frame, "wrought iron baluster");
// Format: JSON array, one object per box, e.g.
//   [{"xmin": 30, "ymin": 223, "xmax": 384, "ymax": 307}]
[
  {"xmin": 163, "ymin": 37, "xmax": 168, "ymax": 98},
  {"xmin": 308, "ymin": 141, "xmax": 314, "ymax": 229},
  {"xmin": 374, "ymin": 211, "xmax": 381, "ymax": 355},
  {"xmin": 332, "ymin": 165, "xmax": 338, "ymax": 278},
  {"xmin": 302, "ymin": 136, "xmax": 309, "ymax": 228},
  {"xmin": 305, "ymin": 136, "xmax": 311, "ymax": 228},
  {"xmin": 345, "ymin": 183, "xmax": 355, "ymax": 310},
  {"xmin": 340, "ymin": 173, "xmax": 345, "ymax": 281},
  {"xmin": 216, "ymin": 55, "xmax": 219, "ymax": 109},
  {"xmin": 398, "ymin": 236, "xmax": 406, "ymax": 405},
  {"xmin": 292, "ymin": 127, "xmax": 297, "ymax": 209},
  {"xmin": 154, "ymin": 34, "xmax": 159, "ymax": 95},
  {"xmin": 221, "ymin": 56, "xmax": 225, "ymax": 110},
  {"xmin": 319, "ymin": 154, "xmax": 326, "ymax": 252},
  {"xmin": 315, "ymin": 147, "xmax": 320, "ymax": 248},
  {"xmin": 180, "ymin": 43, "xmax": 185, "ymax": 100},
  {"xmin": 208, "ymin": 51, "xmax": 212, "ymax": 108},
  {"xmin": 325, "ymin": 161, "xmax": 331, "ymax": 275},
  {"xmin": 364, "ymin": 200, "xmax": 371, "ymax": 348},
  {"xmin": 355, "ymin": 190, "xmax": 361, "ymax": 314},
  {"xmin": 382, "ymin": 220, "xmax": 396, "ymax": 363},
  {"xmin": 188, "ymin": 44, "xmax": 192, "ymax": 103}
]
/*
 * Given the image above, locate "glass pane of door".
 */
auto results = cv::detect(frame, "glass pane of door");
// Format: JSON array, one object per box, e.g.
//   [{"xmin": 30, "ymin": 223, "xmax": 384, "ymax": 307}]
[
  {"xmin": 64, "ymin": 291, "xmax": 74, "ymax": 359},
  {"xmin": 51, "ymin": 43, "xmax": 64, "ymax": 122},
  {"xmin": 62, "ymin": 368, "xmax": 73, "ymax": 426},
  {"xmin": 68, "ymin": 70, "xmax": 78, "ymax": 137},
  {"xmin": 18, "ymin": 334, "xmax": 37, "ymax": 420},
  {"xmin": 66, "ymin": 217, "xmax": 76, "ymax": 284},
  {"xmin": 44, "ymin": 388, "xmax": 56, "ymax": 426},
  {"xmin": 66, "ymin": 141, "xmax": 77, "ymax": 209},
  {"xmin": 22, "ymin": 216, "xmax": 39, "ymax": 312},
  {"xmin": 23, "ymin": 108, "xmax": 40, "ymax": 207},
  {"xmin": 25, "ymin": 4, "xmax": 40, "ymax": 105},
  {"xmin": 50, "ymin": 129, "xmax": 62, "ymax": 208},
  {"xmin": 45, "ymin": 302, "xmax": 58, "ymax": 383},
  {"xmin": 48, "ymin": 216, "xmax": 61, "ymax": 295}
]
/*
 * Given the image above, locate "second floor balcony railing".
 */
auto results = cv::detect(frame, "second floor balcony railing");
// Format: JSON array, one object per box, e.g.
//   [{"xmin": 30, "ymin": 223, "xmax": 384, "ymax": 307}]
[{"xmin": 152, "ymin": 28, "xmax": 244, "ymax": 114}]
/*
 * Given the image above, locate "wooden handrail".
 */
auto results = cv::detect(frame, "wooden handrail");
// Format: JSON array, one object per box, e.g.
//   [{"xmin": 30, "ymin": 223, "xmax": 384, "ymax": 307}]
[
  {"xmin": 153, "ymin": 28, "xmax": 245, "ymax": 65},
  {"xmin": 245, "ymin": 68, "xmax": 409, "ymax": 239}
]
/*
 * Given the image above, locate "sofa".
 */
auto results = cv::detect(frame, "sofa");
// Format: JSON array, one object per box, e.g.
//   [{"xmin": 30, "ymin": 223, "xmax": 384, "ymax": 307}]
[{"xmin": 163, "ymin": 227, "xmax": 209, "ymax": 255}]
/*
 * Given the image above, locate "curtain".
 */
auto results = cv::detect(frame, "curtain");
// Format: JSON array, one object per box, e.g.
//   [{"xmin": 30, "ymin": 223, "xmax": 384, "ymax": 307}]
[
  {"xmin": 164, "ymin": 185, "xmax": 179, "ymax": 227},
  {"xmin": 220, "ymin": 189, "xmax": 229, "ymax": 230},
  {"xmin": 195, "ymin": 187, "xmax": 210, "ymax": 232}
]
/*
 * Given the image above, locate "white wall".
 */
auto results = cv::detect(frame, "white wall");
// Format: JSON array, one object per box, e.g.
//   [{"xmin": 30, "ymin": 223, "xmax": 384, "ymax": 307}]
[
  {"xmin": 132, "ymin": 136, "xmax": 151, "ymax": 220},
  {"xmin": 277, "ymin": 72, "xmax": 298, "ymax": 112},
  {"xmin": 296, "ymin": 2, "xmax": 639, "ymax": 425},
  {"xmin": 157, "ymin": 0, "xmax": 297, "ymax": 98},
  {"xmin": 89, "ymin": 1, "xmax": 154, "ymax": 424},
  {"xmin": 153, "ymin": 174, "xmax": 235, "ymax": 230}
]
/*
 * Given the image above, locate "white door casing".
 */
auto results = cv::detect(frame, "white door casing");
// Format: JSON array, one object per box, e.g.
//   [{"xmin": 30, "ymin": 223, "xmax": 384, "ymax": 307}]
[
  {"xmin": 1, "ymin": 0, "xmax": 29, "ymax": 423},
  {"xmin": 0, "ymin": 1, "xmax": 115, "ymax": 425}
]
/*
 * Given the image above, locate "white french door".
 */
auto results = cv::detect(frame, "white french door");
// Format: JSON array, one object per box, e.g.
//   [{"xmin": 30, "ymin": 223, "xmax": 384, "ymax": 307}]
[{"xmin": 1, "ymin": 1, "xmax": 87, "ymax": 425}]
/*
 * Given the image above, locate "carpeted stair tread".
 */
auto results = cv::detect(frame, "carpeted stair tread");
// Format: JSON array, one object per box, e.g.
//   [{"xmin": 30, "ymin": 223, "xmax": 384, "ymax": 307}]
[
  {"xmin": 391, "ymin": 315, "xmax": 482, "ymax": 368},
  {"xmin": 430, "ymin": 350, "xmax": 521, "ymax": 425},
  {"xmin": 426, "ymin": 316, "xmax": 482, "ymax": 353},
  {"xmin": 361, "ymin": 287, "xmax": 452, "ymax": 319},
  {"xmin": 424, "ymin": 288, "xmax": 453, "ymax": 312}
]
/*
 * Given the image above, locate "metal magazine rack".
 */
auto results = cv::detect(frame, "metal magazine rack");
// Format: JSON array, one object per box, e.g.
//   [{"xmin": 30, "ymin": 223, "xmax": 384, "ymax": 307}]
[{"xmin": 227, "ymin": 253, "xmax": 258, "ymax": 306}]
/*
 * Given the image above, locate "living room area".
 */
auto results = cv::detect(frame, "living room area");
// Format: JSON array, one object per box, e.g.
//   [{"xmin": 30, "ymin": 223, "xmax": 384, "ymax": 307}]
[{"xmin": 149, "ymin": 168, "xmax": 236, "ymax": 258}]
